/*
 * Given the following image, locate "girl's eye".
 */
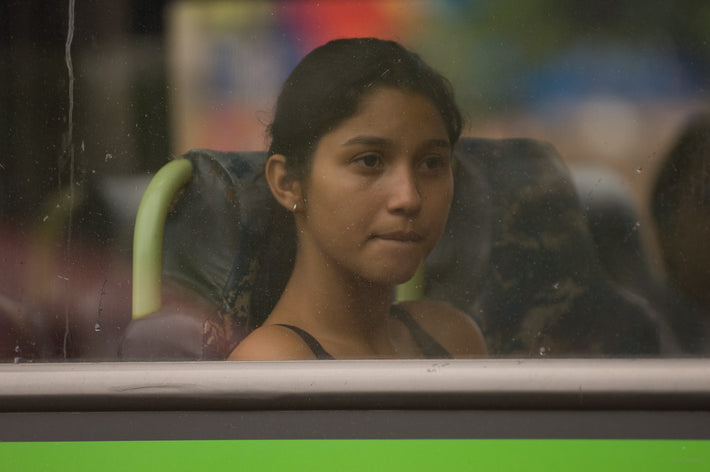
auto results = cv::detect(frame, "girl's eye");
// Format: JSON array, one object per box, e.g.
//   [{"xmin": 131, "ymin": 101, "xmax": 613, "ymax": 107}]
[
  {"xmin": 421, "ymin": 155, "xmax": 448, "ymax": 171},
  {"xmin": 355, "ymin": 154, "xmax": 383, "ymax": 168}
]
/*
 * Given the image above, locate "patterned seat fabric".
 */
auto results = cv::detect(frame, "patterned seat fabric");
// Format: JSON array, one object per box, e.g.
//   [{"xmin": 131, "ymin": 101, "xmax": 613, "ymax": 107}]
[
  {"xmin": 427, "ymin": 138, "xmax": 670, "ymax": 357},
  {"xmin": 121, "ymin": 149, "xmax": 271, "ymax": 360}
]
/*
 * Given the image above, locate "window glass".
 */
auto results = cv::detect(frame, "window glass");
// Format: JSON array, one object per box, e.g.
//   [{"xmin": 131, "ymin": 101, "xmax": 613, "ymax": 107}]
[{"xmin": 2, "ymin": 0, "xmax": 709, "ymax": 361}]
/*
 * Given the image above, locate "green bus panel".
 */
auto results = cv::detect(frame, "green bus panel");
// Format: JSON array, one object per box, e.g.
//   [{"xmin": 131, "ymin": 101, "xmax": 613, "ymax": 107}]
[{"xmin": 3, "ymin": 439, "xmax": 709, "ymax": 471}]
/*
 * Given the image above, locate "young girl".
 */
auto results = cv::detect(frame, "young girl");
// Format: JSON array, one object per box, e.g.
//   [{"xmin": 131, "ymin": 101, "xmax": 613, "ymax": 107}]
[{"xmin": 229, "ymin": 38, "xmax": 486, "ymax": 360}]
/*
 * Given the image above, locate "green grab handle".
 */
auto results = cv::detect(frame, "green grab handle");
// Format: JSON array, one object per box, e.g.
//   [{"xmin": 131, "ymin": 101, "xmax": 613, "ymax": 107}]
[
  {"xmin": 395, "ymin": 264, "xmax": 425, "ymax": 302},
  {"xmin": 132, "ymin": 158, "xmax": 193, "ymax": 319}
]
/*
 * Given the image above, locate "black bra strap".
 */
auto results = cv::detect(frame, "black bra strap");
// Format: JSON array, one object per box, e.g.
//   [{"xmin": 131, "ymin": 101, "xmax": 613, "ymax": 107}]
[
  {"xmin": 275, "ymin": 307, "xmax": 452, "ymax": 360},
  {"xmin": 274, "ymin": 324, "xmax": 335, "ymax": 360},
  {"xmin": 390, "ymin": 305, "xmax": 453, "ymax": 358}
]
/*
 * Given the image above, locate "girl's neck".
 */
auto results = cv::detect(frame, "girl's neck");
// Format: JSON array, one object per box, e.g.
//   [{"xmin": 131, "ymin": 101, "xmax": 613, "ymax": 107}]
[{"xmin": 270, "ymin": 252, "xmax": 396, "ymax": 340}]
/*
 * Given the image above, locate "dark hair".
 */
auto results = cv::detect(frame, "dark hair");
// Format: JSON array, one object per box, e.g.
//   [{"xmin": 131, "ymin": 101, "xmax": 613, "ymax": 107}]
[
  {"xmin": 268, "ymin": 37, "xmax": 463, "ymax": 179},
  {"xmin": 250, "ymin": 38, "xmax": 463, "ymax": 327},
  {"xmin": 652, "ymin": 112, "xmax": 710, "ymax": 229},
  {"xmin": 651, "ymin": 112, "xmax": 710, "ymax": 286}
]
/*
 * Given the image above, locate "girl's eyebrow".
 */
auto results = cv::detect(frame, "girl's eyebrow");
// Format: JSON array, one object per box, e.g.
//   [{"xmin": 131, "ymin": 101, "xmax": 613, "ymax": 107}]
[
  {"xmin": 342, "ymin": 135, "xmax": 392, "ymax": 147},
  {"xmin": 421, "ymin": 138, "xmax": 451, "ymax": 150}
]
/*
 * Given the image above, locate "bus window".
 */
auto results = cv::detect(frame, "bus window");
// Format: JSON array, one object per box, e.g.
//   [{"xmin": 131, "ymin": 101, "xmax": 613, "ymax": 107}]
[{"xmin": 1, "ymin": 0, "xmax": 709, "ymax": 362}]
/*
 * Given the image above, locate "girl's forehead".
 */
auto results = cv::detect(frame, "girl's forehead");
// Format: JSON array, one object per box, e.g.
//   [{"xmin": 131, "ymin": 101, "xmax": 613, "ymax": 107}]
[
  {"xmin": 355, "ymin": 86, "xmax": 434, "ymax": 112},
  {"xmin": 333, "ymin": 88, "xmax": 447, "ymax": 136}
]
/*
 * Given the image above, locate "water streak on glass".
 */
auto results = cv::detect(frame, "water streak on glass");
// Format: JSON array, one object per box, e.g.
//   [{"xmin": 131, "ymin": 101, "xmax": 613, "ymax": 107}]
[{"xmin": 62, "ymin": 0, "xmax": 76, "ymax": 359}]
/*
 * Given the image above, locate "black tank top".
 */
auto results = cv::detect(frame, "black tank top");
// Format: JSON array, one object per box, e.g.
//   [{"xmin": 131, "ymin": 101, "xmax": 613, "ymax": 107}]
[{"xmin": 274, "ymin": 305, "xmax": 453, "ymax": 359}]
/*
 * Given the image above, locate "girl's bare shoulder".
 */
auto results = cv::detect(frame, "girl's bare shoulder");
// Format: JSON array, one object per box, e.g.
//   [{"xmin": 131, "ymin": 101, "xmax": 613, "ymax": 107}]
[
  {"xmin": 398, "ymin": 300, "xmax": 487, "ymax": 357},
  {"xmin": 227, "ymin": 324, "xmax": 318, "ymax": 361}
]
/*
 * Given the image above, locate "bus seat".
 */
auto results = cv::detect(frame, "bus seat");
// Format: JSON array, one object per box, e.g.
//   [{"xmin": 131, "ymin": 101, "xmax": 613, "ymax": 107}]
[
  {"xmin": 426, "ymin": 138, "xmax": 674, "ymax": 357},
  {"xmin": 121, "ymin": 149, "xmax": 271, "ymax": 360},
  {"xmin": 1, "ymin": 175, "xmax": 148, "ymax": 362}
]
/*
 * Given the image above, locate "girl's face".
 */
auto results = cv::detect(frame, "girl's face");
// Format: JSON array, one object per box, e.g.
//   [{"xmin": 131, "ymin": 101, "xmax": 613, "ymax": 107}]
[{"xmin": 296, "ymin": 87, "xmax": 454, "ymax": 286}]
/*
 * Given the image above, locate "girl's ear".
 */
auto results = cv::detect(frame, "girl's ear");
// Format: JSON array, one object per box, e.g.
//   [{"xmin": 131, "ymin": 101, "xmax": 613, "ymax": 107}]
[{"xmin": 265, "ymin": 154, "xmax": 303, "ymax": 211}]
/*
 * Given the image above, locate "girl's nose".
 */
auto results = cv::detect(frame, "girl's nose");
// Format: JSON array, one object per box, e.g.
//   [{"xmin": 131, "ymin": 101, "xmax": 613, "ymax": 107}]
[{"xmin": 386, "ymin": 167, "xmax": 421, "ymax": 215}]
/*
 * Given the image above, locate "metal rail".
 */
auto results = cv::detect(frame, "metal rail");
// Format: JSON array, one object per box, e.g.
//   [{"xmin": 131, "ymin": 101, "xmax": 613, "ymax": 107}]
[{"xmin": 1, "ymin": 359, "xmax": 709, "ymax": 411}]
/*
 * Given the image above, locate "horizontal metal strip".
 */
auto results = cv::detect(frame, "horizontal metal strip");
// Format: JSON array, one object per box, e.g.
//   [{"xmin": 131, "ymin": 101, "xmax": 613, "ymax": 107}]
[{"xmin": 1, "ymin": 359, "xmax": 709, "ymax": 411}]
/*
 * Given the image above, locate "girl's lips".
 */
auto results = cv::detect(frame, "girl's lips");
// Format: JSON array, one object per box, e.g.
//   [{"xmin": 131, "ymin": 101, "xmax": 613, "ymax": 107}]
[{"xmin": 375, "ymin": 230, "xmax": 423, "ymax": 242}]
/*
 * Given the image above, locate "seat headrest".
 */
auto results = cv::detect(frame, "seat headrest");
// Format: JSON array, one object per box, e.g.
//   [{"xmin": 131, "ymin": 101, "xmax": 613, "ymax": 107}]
[
  {"xmin": 161, "ymin": 149, "xmax": 271, "ymax": 323},
  {"xmin": 427, "ymin": 137, "xmax": 662, "ymax": 356}
]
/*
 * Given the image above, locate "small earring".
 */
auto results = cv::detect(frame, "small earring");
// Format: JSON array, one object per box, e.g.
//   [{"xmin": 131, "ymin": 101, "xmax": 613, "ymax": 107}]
[{"xmin": 292, "ymin": 202, "xmax": 298, "ymax": 212}]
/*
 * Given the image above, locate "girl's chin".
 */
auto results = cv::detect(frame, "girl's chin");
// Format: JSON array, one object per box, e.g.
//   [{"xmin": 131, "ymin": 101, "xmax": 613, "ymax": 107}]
[{"xmin": 364, "ymin": 266, "xmax": 422, "ymax": 287}]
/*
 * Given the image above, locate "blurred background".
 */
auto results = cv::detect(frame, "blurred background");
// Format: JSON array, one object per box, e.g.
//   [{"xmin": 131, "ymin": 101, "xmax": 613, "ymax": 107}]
[{"xmin": 1, "ymin": 0, "xmax": 709, "ymax": 360}]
